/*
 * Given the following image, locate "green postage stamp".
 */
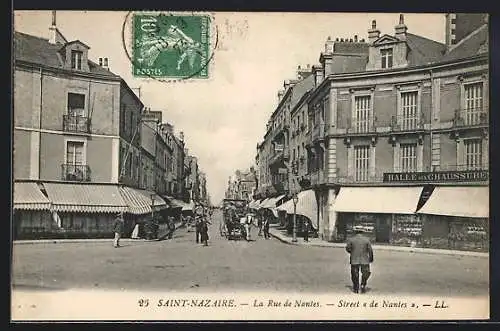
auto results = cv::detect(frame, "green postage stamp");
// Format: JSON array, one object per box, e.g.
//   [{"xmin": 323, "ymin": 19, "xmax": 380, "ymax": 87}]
[{"xmin": 132, "ymin": 13, "xmax": 210, "ymax": 79}]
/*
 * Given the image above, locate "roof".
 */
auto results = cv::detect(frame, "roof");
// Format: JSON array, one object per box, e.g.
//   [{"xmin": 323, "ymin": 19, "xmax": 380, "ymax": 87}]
[
  {"xmin": 441, "ymin": 24, "xmax": 488, "ymax": 62},
  {"xmin": 14, "ymin": 31, "xmax": 120, "ymax": 78},
  {"xmin": 406, "ymin": 33, "xmax": 447, "ymax": 66}
]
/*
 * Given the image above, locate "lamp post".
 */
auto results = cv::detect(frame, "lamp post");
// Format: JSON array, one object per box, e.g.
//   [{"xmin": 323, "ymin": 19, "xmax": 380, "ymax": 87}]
[
  {"xmin": 150, "ymin": 194, "xmax": 155, "ymax": 239},
  {"xmin": 292, "ymin": 193, "xmax": 299, "ymax": 243}
]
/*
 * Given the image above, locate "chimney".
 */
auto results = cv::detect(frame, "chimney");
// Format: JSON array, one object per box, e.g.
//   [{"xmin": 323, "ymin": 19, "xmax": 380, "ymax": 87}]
[
  {"xmin": 395, "ymin": 14, "xmax": 408, "ymax": 41},
  {"xmin": 325, "ymin": 36, "xmax": 334, "ymax": 53},
  {"xmin": 179, "ymin": 131, "xmax": 184, "ymax": 142},
  {"xmin": 283, "ymin": 80, "xmax": 291, "ymax": 91},
  {"xmin": 103, "ymin": 57, "xmax": 109, "ymax": 70},
  {"xmin": 354, "ymin": 35, "xmax": 358, "ymax": 42},
  {"xmin": 312, "ymin": 65, "xmax": 324, "ymax": 87},
  {"xmin": 368, "ymin": 19, "xmax": 381, "ymax": 44},
  {"xmin": 278, "ymin": 90, "xmax": 285, "ymax": 101},
  {"xmin": 99, "ymin": 57, "xmax": 103, "ymax": 66}
]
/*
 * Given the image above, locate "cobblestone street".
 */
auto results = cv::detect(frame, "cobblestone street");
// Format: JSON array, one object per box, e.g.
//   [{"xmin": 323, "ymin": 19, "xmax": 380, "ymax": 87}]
[{"xmin": 12, "ymin": 211, "xmax": 488, "ymax": 297}]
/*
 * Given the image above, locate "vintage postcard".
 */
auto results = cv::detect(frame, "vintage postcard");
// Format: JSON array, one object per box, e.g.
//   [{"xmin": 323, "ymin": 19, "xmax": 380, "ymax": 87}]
[{"xmin": 11, "ymin": 11, "xmax": 489, "ymax": 321}]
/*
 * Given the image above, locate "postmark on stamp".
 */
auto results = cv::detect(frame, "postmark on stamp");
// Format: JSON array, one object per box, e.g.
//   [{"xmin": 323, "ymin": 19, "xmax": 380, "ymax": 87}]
[{"xmin": 132, "ymin": 13, "xmax": 211, "ymax": 79}]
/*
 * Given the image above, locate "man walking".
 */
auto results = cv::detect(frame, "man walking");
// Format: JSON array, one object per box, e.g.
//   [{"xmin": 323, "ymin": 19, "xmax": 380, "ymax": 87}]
[
  {"xmin": 263, "ymin": 216, "xmax": 270, "ymax": 239},
  {"xmin": 113, "ymin": 212, "xmax": 125, "ymax": 248},
  {"xmin": 303, "ymin": 219, "xmax": 311, "ymax": 242},
  {"xmin": 345, "ymin": 229, "xmax": 374, "ymax": 293},
  {"xmin": 195, "ymin": 216, "xmax": 203, "ymax": 243}
]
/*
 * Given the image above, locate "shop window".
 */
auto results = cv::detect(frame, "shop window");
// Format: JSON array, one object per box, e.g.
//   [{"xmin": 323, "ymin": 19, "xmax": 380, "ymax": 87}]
[
  {"xmin": 464, "ymin": 139, "xmax": 483, "ymax": 170},
  {"xmin": 381, "ymin": 48, "xmax": 393, "ymax": 69},
  {"xmin": 354, "ymin": 145, "xmax": 370, "ymax": 182},
  {"xmin": 400, "ymin": 143, "xmax": 417, "ymax": 172}
]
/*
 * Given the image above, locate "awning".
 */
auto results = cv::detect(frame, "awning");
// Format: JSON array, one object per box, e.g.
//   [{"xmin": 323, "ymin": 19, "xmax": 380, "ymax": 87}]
[
  {"xmin": 13, "ymin": 182, "xmax": 51, "ymax": 210},
  {"xmin": 257, "ymin": 198, "xmax": 270, "ymax": 209},
  {"xmin": 417, "ymin": 186, "xmax": 489, "ymax": 218},
  {"xmin": 333, "ymin": 186, "xmax": 424, "ymax": 215},
  {"xmin": 261, "ymin": 195, "xmax": 285, "ymax": 209},
  {"xmin": 119, "ymin": 187, "xmax": 168, "ymax": 215},
  {"xmin": 277, "ymin": 190, "xmax": 318, "ymax": 228},
  {"xmin": 164, "ymin": 196, "xmax": 186, "ymax": 209},
  {"xmin": 43, "ymin": 183, "xmax": 128, "ymax": 213},
  {"xmin": 251, "ymin": 199, "xmax": 263, "ymax": 209},
  {"xmin": 184, "ymin": 201, "xmax": 196, "ymax": 211}
]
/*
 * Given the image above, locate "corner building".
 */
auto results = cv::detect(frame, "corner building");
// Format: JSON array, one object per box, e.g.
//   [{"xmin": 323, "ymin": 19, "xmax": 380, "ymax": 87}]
[{"xmin": 305, "ymin": 14, "xmax": 488, "ymax": 250}]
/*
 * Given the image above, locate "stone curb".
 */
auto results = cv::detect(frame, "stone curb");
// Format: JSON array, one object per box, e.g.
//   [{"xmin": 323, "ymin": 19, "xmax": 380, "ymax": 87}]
[{"xmin": 268, "ymin": 230, "xmax": 489, "ymax": 258}]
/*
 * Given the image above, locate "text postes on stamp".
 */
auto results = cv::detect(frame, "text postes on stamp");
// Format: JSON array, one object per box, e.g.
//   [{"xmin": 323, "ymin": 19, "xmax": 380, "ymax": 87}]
[{"xmin": 132, "ymin": 13, "xmax": 210, "ymax": 79}]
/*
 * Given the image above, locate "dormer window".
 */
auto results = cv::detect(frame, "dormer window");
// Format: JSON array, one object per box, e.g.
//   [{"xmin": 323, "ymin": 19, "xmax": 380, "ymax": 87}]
[{"xmin": 381, "ymin": 48, "xmax": 393, "ymax": 69}]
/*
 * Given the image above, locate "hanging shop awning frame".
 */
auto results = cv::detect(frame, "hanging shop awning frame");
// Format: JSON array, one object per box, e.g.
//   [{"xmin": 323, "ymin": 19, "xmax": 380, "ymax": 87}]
[
  {"xmin": 42, "ymin": 182, "xmax": 128, "ymax": 214},
  {"xmin": 417, "ymin": 186, "xmax": 489, "ymax": 218},
  {"xmin": 13, "ymin": 182, "xmax": 52, "ymax": 211},
  {"xmin": 333, "ymin": 186, "xmax": 424, "ymax": 215},
  {"xmin": 277, "ymin": 190, "xmax": 318, "ymax": 229},
  {"xmin": 119, "ymin": 187, "xmax": 168, "ymax": 215}
]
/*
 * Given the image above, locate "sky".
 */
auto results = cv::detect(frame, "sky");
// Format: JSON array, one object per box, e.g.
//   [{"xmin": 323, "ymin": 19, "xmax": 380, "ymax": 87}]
[{"xmin": 14, "ymin": 11, "xmax": 446, "ymax": 204}]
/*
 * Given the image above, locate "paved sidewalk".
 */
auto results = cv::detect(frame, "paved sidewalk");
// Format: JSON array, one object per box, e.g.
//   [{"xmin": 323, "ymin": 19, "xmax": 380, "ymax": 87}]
[
  {"xmin": 14, "ymin": 222, "xmax": 186, "ymax": 245},
  {"xmin": 268, "ymin": 226, "xmax": 489, "ymax": 258}
]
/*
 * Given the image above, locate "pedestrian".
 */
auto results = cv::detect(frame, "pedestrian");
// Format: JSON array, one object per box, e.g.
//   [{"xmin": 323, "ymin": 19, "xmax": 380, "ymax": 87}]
[
  {"xmin": 195, "ymin": 216, "xmax": 203, "ymax": 243},
  {"xmin": 244, "ymin": 212, "xmax": 253, "ymax": 241},
  {"xmin": 263, "ymin": 216, "xmax": 270, "ymax": 239},
  {"xmin": 201, "ymin": 218, "xmax": 211, "ymax": 246},
  {"xmin": 257, "ymin": 214, "xmax": 263, "ymax": 236},
  {"xmin": 167, "ymin": 216, "xmax": 176, "ymax": 239},
  {"xmin": 345, "ymin": 229, "xmax": 374, "ymax": 293},
  {"xmin": 113, "ymin": 212, "xmax": 125, "ymax": 248},
  {"xmin": 303, "ymin": 219, "xmax": 311, "ymax": 242}
]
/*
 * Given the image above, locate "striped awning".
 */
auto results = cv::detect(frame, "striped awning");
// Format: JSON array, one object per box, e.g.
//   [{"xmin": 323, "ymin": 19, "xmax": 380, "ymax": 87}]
[
  {"xmin": 119, "ymin": 187, "xmax": 168, "ymax": 215},
  {"xmin": 257, "ymin": 198, "xmax": 270, "ymax": 210},
  {"xmin": 13, "ymin": 182, "xmax": 51, "ymax": 210},
  {"xmin": 261, "ymin": 195, "xmax": 285, "ymax": 209},
  {"xmin": 42, "ymin": 183, "xmax": 128, "ymax": 213},
  {"xmin": 164, "ymin": 196, "xmax": 188, "ymax": 209}
]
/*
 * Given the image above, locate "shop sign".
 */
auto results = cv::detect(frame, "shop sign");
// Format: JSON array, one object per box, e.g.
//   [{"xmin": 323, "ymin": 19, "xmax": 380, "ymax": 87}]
[{"xmin": 383, "ymin": 170, "xmax": 488, "ymax": 183}]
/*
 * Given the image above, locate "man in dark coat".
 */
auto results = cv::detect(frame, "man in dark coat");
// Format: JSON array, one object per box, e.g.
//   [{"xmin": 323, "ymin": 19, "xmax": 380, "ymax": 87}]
[
  {"xmin": 303, "ymin": 219, "xmax": 311, "ymax": 242},
  {"xmin": 113, "ymin": 212, "xmax": 125, "ymax": 248},
  {"xmin": 262, "ymin": 216, "xmax": 270, "ymax": 239},
  {"xmin": 195, "ymin": 216, "xmax": 203, "ymax": 243},
  {"xmin": 345, "ymin": 229, "xmax": 374, "ymax": 293}
]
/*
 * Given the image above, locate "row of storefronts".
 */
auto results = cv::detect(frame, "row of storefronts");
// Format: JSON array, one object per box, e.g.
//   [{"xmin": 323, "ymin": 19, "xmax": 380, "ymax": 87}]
[
  {"xmin": 13, "ymin": 180, "xmax": 198, "ymax": 240},
  {"xmin": 250, "ymin": 183, "xmax": 489, "ymax": 252}
]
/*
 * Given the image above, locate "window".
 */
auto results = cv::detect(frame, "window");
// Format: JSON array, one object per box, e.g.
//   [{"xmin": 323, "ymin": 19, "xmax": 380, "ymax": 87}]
[
  {"xmin": 464, "ymin": 139, "xmax": 483, "ymax": 170},
  {"xmin": 354, "ymin": 95, "xmax": 372, "ymax": 132},
  {"xmin": 464, "ymin": 82, "xmax": 484, "ymax": 125},
  {"xmin": 400, "ymin": 144, "xmax": 417, "ymax": 172},
  {"xmin": 381, "ymin": 49, "xmax": 393, "ymax": 69},
  {"xmin": 71, "ymin": 50, "xmax": 83, "ymax": 70},
  {"xmin": 67, "ymin": 93, "xmax": 85, "ymax": 117},
  {"xmin": 400, "ymin": 91, "xmax": 419, "ymax": 130},
  {"xmin": 354, "ymin": 146, "xmax": 370, "ymax": 182},
  {"xmin": 66, "ymin": 141, "xmax": 84, "ymax": 165}
]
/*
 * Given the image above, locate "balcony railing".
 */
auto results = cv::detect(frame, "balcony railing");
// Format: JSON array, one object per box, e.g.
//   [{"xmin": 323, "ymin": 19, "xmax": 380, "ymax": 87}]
[
  {"xmin": 312, "ymin": 123, "xmax": 327, "ymax": 141},
  {"xmin": 336, "ymin": 174, "xmax": 385, "ymax": 184},
  {"xmin": 346, "ymin": 118, "xmax": 376, "ymax": 134},
  {"xmin": 453, "ymin": 108, "xmax": 488, "ymax": 127},
  {"xmin": 390, "ymin": 114, "xmax": 425, "ymax": 132},
  {"xmin": 63, "ymin": 115, "xmax": 91, "ymax": 133},
  {"xmin": 431, "ymin": 164, "xmax": 489, "ymax": 172},
  {"xmin": 61, "ymin": 164, "xmax": 91, "ymax": 182}
]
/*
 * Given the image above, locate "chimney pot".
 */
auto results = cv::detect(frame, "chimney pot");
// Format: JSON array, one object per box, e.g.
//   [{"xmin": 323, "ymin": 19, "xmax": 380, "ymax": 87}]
[
  {"xmin": 340, "ymin": 38, "xmax": 344, "ymax": 42},
  {"xmin": 336, "ymin": 37, "xmax": 339, "ymax": 41},
  {"xmin": 354, "ymin": 35, "xmax": 358, "ymax": 42},
  {"xmin": 327, "ymin": 36, "xmax": 331, "ymax": 40},
  {"xmin": 51, "ymin": 10, "xmax": 56, "ymax": 26},
  {"xmin": 99, "ymin": 58, "xmax": 103, "ymax": 66},
  {"xmin": 103, "ymin": 57, "xmax": 109, "ymax": 67},
  {"xmin": 298, "ymin": 65, "xmax": 301, "ymax": 69},
  {"xmin": 349, "ymin": 38, "xmax": 353, "ymax": 42},
  {"xmin": 399, "ymin": 13, "xmax": 404, "ymax": 25},
  {"xmin": 372, "ymin": 20, "xmax": 377, "ymax": 29}
]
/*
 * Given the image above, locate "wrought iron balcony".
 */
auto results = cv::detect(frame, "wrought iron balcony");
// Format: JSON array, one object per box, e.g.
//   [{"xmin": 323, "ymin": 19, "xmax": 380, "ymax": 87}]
[
  {"xmin": 390, "ymin": 114, "xmax": 425, "ymax": 132},
  {"xmin": 346, "ymin": 118, "xmax": 377, "ymax": 134},
  {"xmin": 61, "ymin": 164, "xmax": 91, "ymax": 182},
  {"xmin": 336, "ymin": 174, "xmax": 385, "ymax": 184},
  {"xmin": 63, "ymin": 115, "xmax": 91, "ymax": 133},
  {"xmin": 453, "ymin": 108, "xmax": 488, "ymax": 127}
]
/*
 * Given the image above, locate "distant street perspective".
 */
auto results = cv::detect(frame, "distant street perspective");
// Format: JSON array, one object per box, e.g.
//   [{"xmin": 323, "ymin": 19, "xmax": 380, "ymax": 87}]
[{"xmin": 13, "ymin": 210, "xmax": 488, "ymax": 297}]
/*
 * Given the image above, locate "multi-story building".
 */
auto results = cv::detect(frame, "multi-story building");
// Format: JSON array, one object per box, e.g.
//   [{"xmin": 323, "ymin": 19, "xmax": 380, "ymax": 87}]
[
  {"xmin": 12, "ymin": 14, "xmax": 174, "ymax": 239},
  {"xmin": 302, "ymin": 14, "xmax": 488, "ymax": 250},
  {"xmin": 225, "ymin": 169, "xmax": 257, "ymax": 201}
]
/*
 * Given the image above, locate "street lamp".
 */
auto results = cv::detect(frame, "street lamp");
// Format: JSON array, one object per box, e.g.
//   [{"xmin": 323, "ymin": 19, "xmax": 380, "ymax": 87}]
[{"xmin": 292, "ymin": 193, "xmax": 299, "ymax": 243}]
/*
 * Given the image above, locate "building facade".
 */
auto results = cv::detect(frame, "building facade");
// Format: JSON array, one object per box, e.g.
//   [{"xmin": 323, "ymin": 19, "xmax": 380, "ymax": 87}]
[{"xmin": 254, "ymin": 13, "xmax": 489, "ymax": 251}]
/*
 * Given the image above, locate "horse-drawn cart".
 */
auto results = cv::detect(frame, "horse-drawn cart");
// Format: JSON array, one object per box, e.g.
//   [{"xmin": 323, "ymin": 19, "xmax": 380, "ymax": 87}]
[{"xmin": 221, "ymin": 199, "xmax": 248, "ymax": 241}]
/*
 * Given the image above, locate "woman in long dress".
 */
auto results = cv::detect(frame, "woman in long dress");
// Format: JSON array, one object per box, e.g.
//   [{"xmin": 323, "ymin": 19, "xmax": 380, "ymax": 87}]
[{"xmin": 201, "ymin": 218, "xmax": 211, "ymax": 246}]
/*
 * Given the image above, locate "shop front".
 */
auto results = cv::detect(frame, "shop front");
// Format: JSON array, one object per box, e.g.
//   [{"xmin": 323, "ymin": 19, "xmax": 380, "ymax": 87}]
[
  {"xmin": 277, "ymin": 190, "xmax": 318, "ymax": 237},
  {"xmin": 13, "ymin": 181, "xmax": 54, "ymax": 240},
  {"xmin": 40, "ymin": 182, "xmax": 129, "ymax": 239},
  {"xmin": 417, "ymin": 185, "xmax": 489, "ymax": 252},
  {"xmin": 332, "ymin": 186, "xmax": 425, "ymax": 244}
]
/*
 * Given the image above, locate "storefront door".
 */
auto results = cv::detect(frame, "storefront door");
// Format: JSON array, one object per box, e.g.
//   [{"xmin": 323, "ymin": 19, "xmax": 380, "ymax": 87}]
[{"xmin": 376, "ymin": 218, "xmax": 391, "ymax": 243}]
